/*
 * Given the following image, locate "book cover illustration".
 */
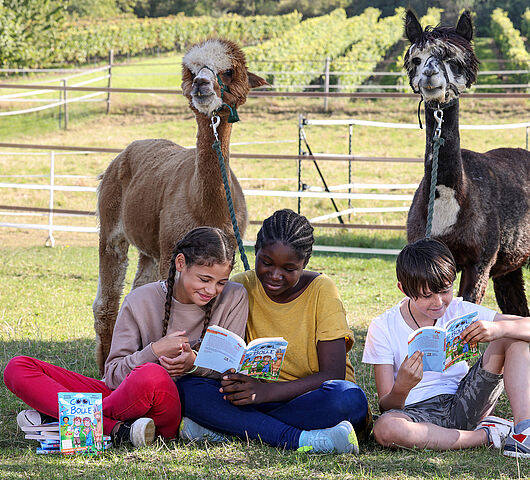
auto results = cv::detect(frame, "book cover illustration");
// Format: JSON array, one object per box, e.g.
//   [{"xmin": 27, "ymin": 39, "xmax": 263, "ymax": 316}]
[
  {"xmin": 444, "ymin": 311, "xmax": 480, "ymax": 369},
  {"xmin": 58, "ymin": 392, "xmax": 104, "ymax": 455},
  {"xmin": 407, "ymin": 311, "xmax": 479, "ymax": 372},
  {"xmin": 194, "ymin": 325, "xmax": 287, "ymax": 380},
  {"xmin": 238, "ymin": 342, "xmax": 287, "ymax": 380}
]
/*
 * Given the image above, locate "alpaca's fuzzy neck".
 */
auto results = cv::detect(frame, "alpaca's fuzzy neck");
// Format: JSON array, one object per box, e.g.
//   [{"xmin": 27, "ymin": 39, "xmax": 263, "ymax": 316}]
[
  {"xmin": 423, "ymin": 100, "xmax": 464, "ymax": 192},
  {"xmin": 192, "ymin": 114, "xmax": 233, "ymax": 218}
]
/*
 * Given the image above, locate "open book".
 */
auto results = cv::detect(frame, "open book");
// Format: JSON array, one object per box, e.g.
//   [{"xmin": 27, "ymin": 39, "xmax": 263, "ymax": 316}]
[
  {"xmin": 194, "ymin": 325, "xmax": 288, "ymax": 380},
  {"xmin": 407, "ymin": 311, "xmax": 479, "ymax": 372}
]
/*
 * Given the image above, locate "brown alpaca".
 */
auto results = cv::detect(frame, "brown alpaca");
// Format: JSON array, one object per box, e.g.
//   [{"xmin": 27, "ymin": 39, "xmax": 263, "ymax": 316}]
[
  {"xmin": 404, "ymin": 11, "xmax": 530, "ymax": 315},
  {"xmin": 93, "ymin": 39, "xmax": 267, "ymax": 372}
]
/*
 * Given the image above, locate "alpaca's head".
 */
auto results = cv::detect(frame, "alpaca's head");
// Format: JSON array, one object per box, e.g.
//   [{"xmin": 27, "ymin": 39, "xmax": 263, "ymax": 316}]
[
  {"xmin": 404, "ymin": 10, "xmax": 478, "ymax": 105},
  {"xmin": 181, "ymin": 38, "xmax": 267, "ymax": 118}
]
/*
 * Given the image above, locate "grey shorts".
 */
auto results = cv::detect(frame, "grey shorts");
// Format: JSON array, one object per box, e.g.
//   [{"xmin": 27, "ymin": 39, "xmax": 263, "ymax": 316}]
[{"xmin": 385, "ymin": 357, "xmax": 504, "ymax": 431}]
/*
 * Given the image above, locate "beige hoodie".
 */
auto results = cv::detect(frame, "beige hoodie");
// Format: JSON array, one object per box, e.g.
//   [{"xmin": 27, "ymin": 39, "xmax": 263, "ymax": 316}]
[{"xmin": 103, "ymin": 279, "xmax": 248, "ymax": 389}]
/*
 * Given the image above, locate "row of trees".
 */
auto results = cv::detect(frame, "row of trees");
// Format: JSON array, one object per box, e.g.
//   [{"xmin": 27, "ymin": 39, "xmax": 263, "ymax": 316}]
[
  {"xmin": 0, "ymin": 0, "xmax": 527, "ymax": 68},
  {"xmin": 67, "ymin": 0, "xmax": 529, "ymax": 33}
]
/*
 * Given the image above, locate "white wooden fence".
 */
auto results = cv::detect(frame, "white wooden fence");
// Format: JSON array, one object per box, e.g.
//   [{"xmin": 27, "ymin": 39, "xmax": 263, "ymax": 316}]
[{"xmin": 1, "ymin": 113, "xmax": 528, "ymax": 255}]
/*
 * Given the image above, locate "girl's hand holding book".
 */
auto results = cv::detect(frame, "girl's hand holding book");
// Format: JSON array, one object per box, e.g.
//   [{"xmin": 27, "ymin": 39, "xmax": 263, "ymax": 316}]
[{"xmin": 220, "ymin": 372, "xmax": 271, "ymax": 405}]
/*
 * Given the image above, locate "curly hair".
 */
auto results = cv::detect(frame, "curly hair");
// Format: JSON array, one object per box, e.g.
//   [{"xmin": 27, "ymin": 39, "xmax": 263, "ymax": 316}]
[{"xmin": 255, "ymin": 209, "xmax": 314, "ymax": 266}]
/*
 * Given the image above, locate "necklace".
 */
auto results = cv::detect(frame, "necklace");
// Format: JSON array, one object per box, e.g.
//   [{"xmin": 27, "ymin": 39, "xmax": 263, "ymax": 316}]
[{"xmin": 408, "ymin": 299, "xmax": 435, "ymax": 329}]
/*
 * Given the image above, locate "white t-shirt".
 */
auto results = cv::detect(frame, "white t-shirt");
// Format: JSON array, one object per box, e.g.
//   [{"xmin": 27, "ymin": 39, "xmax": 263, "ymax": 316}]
[{"xmin": 362, "ymin": 297, "xmax": 497, "ymax": 406}]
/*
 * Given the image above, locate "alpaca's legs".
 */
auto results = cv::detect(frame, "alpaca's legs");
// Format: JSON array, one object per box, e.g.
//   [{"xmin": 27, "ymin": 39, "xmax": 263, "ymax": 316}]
[
  {"xmin": 158, "ymin": 224, "xmax": 182, "ymax": 281},
  {"xmin": 493, "ymin": 268, "xmax": 530, "ymax": 317},
  {"xmin": 458, "ymin": 260, "xmax": 494, "ymax": 305},
  {"xmin": 158, "ymin": 246, "xmax": 174, "ymax": 282},
  {"xmin": 132, "ymin": 253, "xmax": 159, "ymax": 289},
  {"xmin": 93, "ymin": 229, "xmax": 129, "ymax": 375}
]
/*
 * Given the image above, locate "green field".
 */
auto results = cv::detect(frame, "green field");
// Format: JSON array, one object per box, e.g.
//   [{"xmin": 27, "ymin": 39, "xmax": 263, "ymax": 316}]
[{"xmin": 1, "ymin": 49, "xmax": 529, "ymax": 479}]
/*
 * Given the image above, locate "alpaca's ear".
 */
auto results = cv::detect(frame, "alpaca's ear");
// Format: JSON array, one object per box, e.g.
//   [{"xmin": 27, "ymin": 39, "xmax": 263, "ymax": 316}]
[
  {"xmin": 405, "ymin": 10, "xmax": 423, "ymax": 44},
  {"xmin": 456, "ymin": 10, "xmax": 473, "ymax": 41},
  {"xmin": 247, "ymin": 72, "xmax": 269, "ymax": 89}
]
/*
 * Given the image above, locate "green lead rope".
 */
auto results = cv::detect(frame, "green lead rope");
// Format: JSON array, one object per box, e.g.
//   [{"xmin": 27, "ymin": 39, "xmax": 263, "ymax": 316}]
[
  {"xmin": 425, "ymin": 135, "xmax": 444, "ymax": 238},
  {"xmin": 213, "ymin": 138, "xmax": 250, "ymax": 271},
  {"xmin": 425, "ymin": 108, "xmax": 445, "ymax": 238}
]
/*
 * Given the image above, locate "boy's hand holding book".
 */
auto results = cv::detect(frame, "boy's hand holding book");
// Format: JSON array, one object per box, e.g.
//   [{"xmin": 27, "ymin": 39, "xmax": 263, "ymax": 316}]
[
  {"xmin": 460, "ymin": 320, "xmax": 503, "ymax": 345},
  {"xmin": 396, "ymin": 351, "xmax": 424, "ymax": 392}
]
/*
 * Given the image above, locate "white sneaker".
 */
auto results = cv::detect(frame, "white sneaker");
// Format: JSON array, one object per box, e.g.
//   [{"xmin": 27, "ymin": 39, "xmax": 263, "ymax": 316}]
[
  {"xmin": 179, "ymin": 417, "xmax": 227, "ymax": 443},
  {"xmin": 298, "ymin": 420, "xmax": 359, "ymax": 454},
  {"xmin": 17, "ymin": 409, "xmax": 42, "ymax": 429},
  {"xmin": 504, "ymin": 425, "xmax": 530, "ymax": 458},
  {"xmin": 129, "ymin": 418, "xmax": 156, "ymax": 447},
  {"xmin": 475, "ymin": 416, "xmax": 513, "ymax": 449}
]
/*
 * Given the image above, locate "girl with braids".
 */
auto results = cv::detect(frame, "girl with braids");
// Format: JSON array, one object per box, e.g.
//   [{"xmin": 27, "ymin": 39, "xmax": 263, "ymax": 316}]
[
  {"xmin": 4, "ymin": 227, "xmax": 248, "ymax": 448},
  {"xmin": 177, "ymin": 209, "xmax": 371, "ymax": 454}
]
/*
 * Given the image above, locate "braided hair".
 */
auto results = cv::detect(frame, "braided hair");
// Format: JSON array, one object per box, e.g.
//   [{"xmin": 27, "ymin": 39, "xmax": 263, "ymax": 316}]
[
  {"xmin": 255, "ymin": 209, "xmax": 314, "ymax": 266},
  {"xmin": 162, "ymin": 227, "xmax": 235, "ymax": 338}
]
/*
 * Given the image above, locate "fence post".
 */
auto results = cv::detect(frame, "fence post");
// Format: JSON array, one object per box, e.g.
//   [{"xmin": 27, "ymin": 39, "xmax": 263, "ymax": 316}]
[
  {"xmin": 348, "ymin": 123, "xmax": 353, "ymax": 219},
  {"xmin": 323, "ymin": 57, "xmax": 330, "ymax": 111},
  {"xmin": 106, "ymin": 50, "xmax": 113, "ymax": 114},
  {"xmin": 58, "ymin": 84, "xmax": 62, "ymax": 128},
  {"xmin": 298, "ymin": 114, "xmax": 304, "ymax": 214},
  {"xmin": 45, "ymin": 151, "xmax": 55, "ymax": 247},
  {"xmin": 62, "ymin": 79, "xmax": 68, "ymax": 130}
]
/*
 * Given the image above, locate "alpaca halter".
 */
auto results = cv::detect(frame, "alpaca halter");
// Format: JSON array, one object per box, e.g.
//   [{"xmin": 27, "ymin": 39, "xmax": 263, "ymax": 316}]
[
  {"xmin": 415, "ymin": 52, "xmax": 460, "ymax": 130},
  {"xmin": 198, "ymin": 66, "xmax": 240, "ymax": 123}
]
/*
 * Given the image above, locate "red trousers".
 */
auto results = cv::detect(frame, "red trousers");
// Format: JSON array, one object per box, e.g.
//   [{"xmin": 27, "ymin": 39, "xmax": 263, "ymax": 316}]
[{"xmin": 4, "ymin": 356, "xmax": 181, "ymax": 439}]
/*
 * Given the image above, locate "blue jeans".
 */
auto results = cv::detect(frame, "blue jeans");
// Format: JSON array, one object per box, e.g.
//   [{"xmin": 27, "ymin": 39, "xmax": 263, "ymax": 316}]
[{"xmin": 176, "ymin": 377, "xmax": 369, "ymax": 449}]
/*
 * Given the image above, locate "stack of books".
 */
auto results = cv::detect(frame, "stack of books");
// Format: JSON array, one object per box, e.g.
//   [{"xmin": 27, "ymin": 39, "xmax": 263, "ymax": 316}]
[
  {"xmin": 22, "ymin": 423, "xmax": 111, "ymax": 454},
  {"xmin": 22, "ymin": 423, "xmax": 60, "ymax": 454}
]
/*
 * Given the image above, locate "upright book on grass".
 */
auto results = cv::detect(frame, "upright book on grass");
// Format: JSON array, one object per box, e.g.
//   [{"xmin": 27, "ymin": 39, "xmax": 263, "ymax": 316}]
[
  {"xmin": 194, "ymin": 325, "xmax": 288, "ymax": 380},
  {"xmin": 407, "ymin": 311, "xmax": 479, "ymax": 372},
  {"xmin": 58, "ymin": 392, "xmax": 104, "ymax": 455}
]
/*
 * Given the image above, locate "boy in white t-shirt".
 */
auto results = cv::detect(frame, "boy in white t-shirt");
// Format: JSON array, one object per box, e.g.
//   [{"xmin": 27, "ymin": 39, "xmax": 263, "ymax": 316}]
[{"xmin": 362, "ymin": 239, "xmax": 530, "ymax": 457}]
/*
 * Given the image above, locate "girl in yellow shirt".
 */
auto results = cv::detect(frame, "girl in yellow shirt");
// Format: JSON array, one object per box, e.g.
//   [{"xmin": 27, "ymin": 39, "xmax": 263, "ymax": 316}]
[{"xmin": 177, "ymin": 209, "xmax": 370, "ymax": 453}]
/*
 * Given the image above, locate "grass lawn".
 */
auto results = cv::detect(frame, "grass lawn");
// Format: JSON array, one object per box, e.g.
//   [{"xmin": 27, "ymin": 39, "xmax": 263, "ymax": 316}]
[
  {"xmin": 1, "ymin": 246, "xmax": 529, "ymax": 479},
  {"xmin": 1, "ymin": 49, "xmax": 529, "ymax": 479}
]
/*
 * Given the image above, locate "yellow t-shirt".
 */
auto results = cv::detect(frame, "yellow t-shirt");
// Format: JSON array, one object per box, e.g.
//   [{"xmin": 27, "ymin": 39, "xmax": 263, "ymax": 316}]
[{"xmin": 231, "ymin": 270, "xmax": 355, "ymax": 383}]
